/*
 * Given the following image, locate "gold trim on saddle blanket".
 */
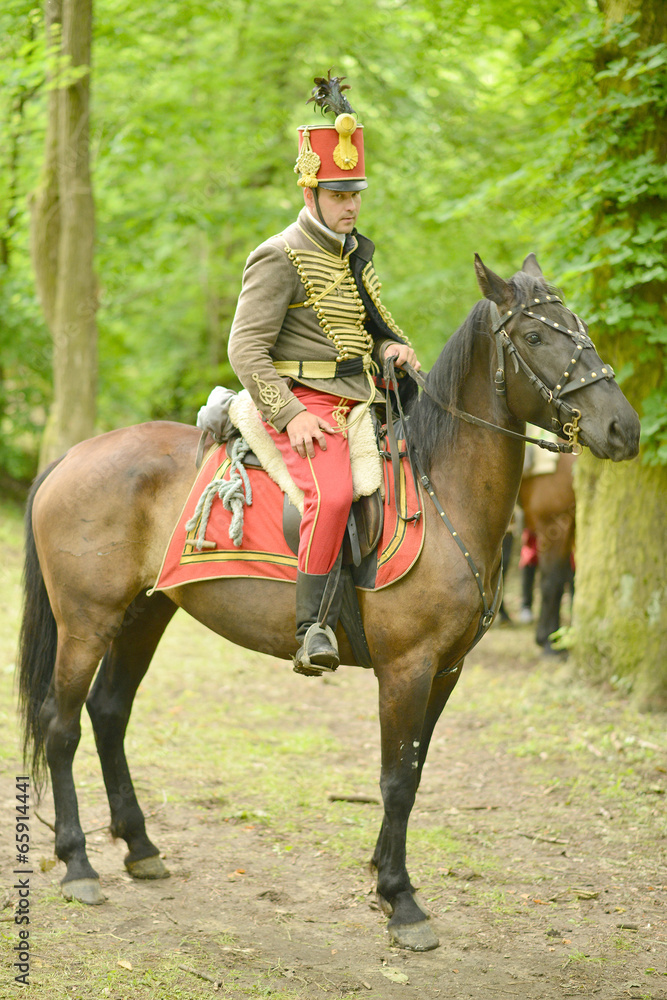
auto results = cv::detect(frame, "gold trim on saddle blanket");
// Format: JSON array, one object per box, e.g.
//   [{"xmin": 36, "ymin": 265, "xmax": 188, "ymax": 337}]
[{"xmin": 149, "ymin": 441, "xmax": 423, "ymax": 596}]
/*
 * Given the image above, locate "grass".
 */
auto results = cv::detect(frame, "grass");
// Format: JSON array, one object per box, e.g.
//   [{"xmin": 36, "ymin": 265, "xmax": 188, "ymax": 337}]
[{"xmin": 2, "ymin": 497, "xmax": 666, "ymax": 998}]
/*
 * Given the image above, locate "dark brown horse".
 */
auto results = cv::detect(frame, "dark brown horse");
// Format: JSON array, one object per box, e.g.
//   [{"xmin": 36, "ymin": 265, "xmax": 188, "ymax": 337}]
[
  {"xmin": 18, "ymin": 255, "xmax": 639, "ymax": 952},
  {"xmin": 519, "ymin": 451, "xmax": 576, "ymax": 651}
]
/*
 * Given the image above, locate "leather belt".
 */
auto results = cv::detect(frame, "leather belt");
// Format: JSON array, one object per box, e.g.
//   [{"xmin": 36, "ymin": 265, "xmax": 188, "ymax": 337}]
[{"xmin": 273, "ymin": 355, "xmax": 373, "ymax": 379}]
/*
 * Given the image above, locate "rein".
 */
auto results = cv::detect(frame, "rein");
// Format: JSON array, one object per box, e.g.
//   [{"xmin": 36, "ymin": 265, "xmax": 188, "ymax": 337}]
[
  {"xmin": 397, "ymin": 294, "xmax": 617, "ymax": 458},
  {"xmin": 384, "ymin": 356, "xmax": 503, "ymax": 672},
  {"xmin": 400, "ymin": 360, "xmax": 574, "ymax": 455},
  {"xmin": 383, "ymin": 293, "xmax": 618, "ymax": 676}
]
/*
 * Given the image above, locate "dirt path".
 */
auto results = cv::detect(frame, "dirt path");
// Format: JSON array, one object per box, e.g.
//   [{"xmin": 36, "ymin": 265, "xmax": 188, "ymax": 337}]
[{"xmin": 1, "ymin": 562, "xmax": 666, "ymax": 998}]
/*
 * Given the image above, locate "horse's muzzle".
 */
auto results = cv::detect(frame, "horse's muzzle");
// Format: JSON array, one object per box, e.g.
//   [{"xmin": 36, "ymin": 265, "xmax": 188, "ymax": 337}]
[{"xmin": 583, "ymin": 407, "xmax": 641, "ymax": 461}]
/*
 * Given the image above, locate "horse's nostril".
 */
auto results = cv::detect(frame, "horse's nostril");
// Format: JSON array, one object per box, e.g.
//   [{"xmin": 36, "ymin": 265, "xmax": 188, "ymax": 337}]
[
  {"xmin": 610, "ymin": 416, "xmax": 633, "ymax": 443},
  {"xmin": 608, "ymin": 415, "xmax": 640, "ymax": 459}
]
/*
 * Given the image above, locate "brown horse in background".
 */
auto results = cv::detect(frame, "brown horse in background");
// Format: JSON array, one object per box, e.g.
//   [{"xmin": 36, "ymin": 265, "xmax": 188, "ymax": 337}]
[
  {"xmin": 519, "ymin": 452, "xmax": 576, "ymax": 652},
  {"xmin": 17, "ymin": 255, "xmax": 639, "ymax": 952}
]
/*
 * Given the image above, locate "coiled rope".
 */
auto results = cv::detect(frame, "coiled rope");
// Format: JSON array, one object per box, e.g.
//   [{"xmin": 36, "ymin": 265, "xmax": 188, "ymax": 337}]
[{"xmin": 185, "ymin": 436, "xmax": 252, "ymax": 549}]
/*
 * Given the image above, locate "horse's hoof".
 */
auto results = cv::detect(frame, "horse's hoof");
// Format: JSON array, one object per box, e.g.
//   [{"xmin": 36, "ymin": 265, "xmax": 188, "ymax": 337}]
[
  {"xmin": 62, "ymin": 878, "xmax": 106, "ymax": 905},
  {"xmin": 388, "ymin": 920, "xmax": 440, "ymax": 952},
  {"xmin": 125, "ymin": 854, "xmax": 170, "ymax": 880}
]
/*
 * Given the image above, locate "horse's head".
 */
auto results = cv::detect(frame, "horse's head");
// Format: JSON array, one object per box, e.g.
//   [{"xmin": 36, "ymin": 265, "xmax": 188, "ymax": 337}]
[{"xmin": 474, "ymin": 254, "xmax": 640, "ymax": 461}]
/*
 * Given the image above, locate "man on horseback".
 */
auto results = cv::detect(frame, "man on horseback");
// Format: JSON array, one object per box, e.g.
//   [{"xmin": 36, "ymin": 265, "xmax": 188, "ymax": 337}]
[{"xmin": 227, "ymin": 74, "xmax": 419, "ymax": 675}]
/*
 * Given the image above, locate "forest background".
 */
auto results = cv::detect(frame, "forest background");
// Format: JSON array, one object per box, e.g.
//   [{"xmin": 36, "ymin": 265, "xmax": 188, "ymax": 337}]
[{"xmin": 0, "ymin": 0, "xmax": 665, "ymax": 704}]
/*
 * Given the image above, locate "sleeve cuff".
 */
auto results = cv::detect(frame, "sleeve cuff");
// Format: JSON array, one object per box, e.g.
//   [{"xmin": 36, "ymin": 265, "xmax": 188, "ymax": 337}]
[{"xmin": 270, "ymin": 396, "xmax": 307, "ymax": 432}]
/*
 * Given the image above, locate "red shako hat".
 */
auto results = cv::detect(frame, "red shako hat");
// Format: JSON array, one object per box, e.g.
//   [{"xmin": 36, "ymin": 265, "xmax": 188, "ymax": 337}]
[{"xmin": 294, "ymin": 72, "xmax": 367, "ymax": 192}]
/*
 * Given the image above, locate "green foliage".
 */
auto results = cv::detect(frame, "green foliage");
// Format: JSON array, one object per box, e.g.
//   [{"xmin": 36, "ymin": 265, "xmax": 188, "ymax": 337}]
[
  {"xmin": 512, "ymin": 11, "xmax": 667, "ymax": 461},
  {"xmin": 0, "ymin": 0, "xmax": 665, "ymax": 476},
  {"xmin": 0, "ymin": 2, "xmax": 50, "ymax": 480}
]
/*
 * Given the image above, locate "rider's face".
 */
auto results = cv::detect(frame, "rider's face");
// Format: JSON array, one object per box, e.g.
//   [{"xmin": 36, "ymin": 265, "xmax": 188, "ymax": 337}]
[{"xmin": 304, "ymin": 187, "xmax": 362, "ymax": 234}]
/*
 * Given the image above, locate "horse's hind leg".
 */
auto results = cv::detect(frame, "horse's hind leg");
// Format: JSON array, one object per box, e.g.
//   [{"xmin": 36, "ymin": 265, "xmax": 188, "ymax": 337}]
[
  {"xmin": 41, "ymin": 633, "xmax": 115, "ymax": 905},
  {"xmin": 86, "ymin": 592, "xmax": 177, "ymax": 881}
]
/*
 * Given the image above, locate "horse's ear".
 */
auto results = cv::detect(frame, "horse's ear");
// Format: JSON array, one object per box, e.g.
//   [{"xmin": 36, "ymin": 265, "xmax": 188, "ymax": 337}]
[
  {"xmin": 474, "ymin": 253, "xmax": 510, "ymax": 305},
  {"xmin": 522, "ymin": 253, "xmax": 544, "ymax": 278}
]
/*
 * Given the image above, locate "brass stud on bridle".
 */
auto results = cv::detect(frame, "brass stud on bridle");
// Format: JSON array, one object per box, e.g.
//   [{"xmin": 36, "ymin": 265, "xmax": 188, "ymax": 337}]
[{"xmin": 489, "ymin": 294, "xmax": 616, "ymax": 448}]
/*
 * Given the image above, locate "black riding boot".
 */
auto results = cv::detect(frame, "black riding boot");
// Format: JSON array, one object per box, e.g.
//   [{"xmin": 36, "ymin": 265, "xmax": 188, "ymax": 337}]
[{"xmin": 293, "ymin": 570, "xmax": 344, "ymax": 676}]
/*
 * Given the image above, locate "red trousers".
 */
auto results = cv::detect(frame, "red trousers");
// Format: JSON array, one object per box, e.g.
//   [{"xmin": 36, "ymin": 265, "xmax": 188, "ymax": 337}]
[{"xmin": 265, "ymin": 386, "xmax": 353, "ymax": 574}]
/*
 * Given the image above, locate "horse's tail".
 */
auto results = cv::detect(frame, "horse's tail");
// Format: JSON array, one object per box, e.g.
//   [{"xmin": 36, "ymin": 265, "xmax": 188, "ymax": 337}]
[{"xmin": 17, "ymin": 460, "xmax": 62, "ymax": 794}]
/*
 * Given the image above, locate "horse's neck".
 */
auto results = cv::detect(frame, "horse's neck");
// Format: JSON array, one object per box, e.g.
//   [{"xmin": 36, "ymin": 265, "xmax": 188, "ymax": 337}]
[{"xmin": 428, "ymin": 348, "xmax": 525, "ymax": 564}]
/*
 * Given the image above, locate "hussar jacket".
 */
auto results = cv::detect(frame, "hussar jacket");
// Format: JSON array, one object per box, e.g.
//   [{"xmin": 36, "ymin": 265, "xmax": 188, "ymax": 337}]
[{"xmin": 227, "ymin": 208, "xmax": 409, "ymax": 431}]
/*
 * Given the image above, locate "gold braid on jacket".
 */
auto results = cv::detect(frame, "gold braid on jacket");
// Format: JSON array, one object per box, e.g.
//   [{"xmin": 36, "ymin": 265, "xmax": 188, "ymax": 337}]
[{"xmin": 284, "ymin": 241, "xmax": 374, "ymax": 361}]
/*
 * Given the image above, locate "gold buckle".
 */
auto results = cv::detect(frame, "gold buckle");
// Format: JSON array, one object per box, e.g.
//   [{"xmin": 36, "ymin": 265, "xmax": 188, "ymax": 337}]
[{"xmin": 562, "ymin": 409, "xmax": 582, "ymax": 456}]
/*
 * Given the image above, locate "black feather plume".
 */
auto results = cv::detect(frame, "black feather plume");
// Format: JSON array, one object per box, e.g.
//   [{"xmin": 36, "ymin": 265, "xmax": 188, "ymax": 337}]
[{"xmin": 306, "ymin": 70, "xmax": 356, "ymax": 118}]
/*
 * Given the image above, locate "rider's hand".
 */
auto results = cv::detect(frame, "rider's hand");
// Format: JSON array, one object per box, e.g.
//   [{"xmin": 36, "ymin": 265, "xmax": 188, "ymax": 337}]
[
  {"xmin": 286, "ymin": 410, "xmax": 335, "ymax": 459},
  {"xmin": 384, "ymin": 342, "xmax": 421, "ymax": 372}
]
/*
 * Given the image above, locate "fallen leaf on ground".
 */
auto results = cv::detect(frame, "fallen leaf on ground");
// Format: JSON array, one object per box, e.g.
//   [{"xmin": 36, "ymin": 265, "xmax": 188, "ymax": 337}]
[{"xmin": 381, "ymin": 968, "xmax": 409, "ymax": 984}]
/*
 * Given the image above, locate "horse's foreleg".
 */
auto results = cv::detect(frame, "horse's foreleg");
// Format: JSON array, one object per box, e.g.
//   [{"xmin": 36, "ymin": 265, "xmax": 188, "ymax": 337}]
[
  {"xmin": 372, "ymin": 664, "xmax": 462, "ymax": 875},
  {"xmin": 373, "ymin": 667, "xmax": 441, "ymax": 952},
  {"xmin": 416, "ymin": 664, "xmax": 463, "ymax": 772},
  {"xmin": 86, "ymin": 592, "xmax": 177, "ymax": 881}
]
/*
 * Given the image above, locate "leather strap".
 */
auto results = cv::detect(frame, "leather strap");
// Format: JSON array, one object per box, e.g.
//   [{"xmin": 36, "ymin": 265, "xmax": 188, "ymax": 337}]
[
  {"xmin": 383, "ymin": 357, "xmax": 423, "ymax": 523},
  {"xmin": 317, "ymin": 548, "xmax": 344, "ymax": 626},
  {"xmin": 195, "ymin": 430, "xmax": 211, "ymax": 469},
  {"xmin": 417, "ymin": 458, "xmax": 501, "ymax": 630},
  {"xmin": 273, "ymin": 355, "xmax": 373, "ymax": 379},
  {"xmin": 400, "ymin": 361, "xmax": 568, "ymax": 454},
  {"xmin": 417, "ymin": 456, "xmax": 504, "ymax": 676}
]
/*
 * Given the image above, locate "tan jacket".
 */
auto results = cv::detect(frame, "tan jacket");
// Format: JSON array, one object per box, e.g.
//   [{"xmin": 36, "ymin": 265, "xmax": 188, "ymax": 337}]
[{"xmin": 228, "ymin": 208, "xmax": 408, "ymax": 431}]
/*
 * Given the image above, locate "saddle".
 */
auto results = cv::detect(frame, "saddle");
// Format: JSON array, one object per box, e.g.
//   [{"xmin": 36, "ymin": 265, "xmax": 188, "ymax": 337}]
[
  {"xmin": 196, "ymin": 386, "xmax": 414, "ymax": 667},
  {"xmin": 203, "ymin": 386, "xmax": 387, "ymax": 572},
  {"xmin": 236, "ymin": 442, "xmax": 384, "ymax": 575}
]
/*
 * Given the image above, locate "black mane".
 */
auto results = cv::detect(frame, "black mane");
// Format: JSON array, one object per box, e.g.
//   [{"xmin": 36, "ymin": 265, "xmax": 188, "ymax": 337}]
[{"xmin": 407, "ymin": 272, "xmax": 562, "ymax": 471}]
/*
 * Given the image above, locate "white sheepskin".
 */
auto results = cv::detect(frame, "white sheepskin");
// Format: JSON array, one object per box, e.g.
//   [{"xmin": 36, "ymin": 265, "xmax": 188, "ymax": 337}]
[
  {"xmin": 347, "ymin": 403, "xmax": 385, "ymax": 502},
  {"xmin": 227, "ymin": 390, "xmax": 384, "ymax": 516}
]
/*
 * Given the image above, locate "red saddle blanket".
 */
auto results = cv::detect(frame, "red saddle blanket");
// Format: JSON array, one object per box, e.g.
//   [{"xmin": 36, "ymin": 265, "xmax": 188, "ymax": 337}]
[{"xmin": 152, "ymin": 443, "xmax": 424, "ymax": 593}]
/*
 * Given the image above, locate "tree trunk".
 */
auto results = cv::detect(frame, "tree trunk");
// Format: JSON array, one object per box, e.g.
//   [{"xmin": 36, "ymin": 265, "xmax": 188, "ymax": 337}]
[
  {"xmin": 574, "ymin": 438, "xmax": 667, "ymax": 712},
  {"xmin": 30, "ymin": 0, "xmax": 62, "ymax": 335},
  {"xmin": 571, "ymin": 0, "xmax": 667, "ymax": 709},
  {"xmin": 31, "ymin": 0, "xmax": 98, "ymax": 468}
]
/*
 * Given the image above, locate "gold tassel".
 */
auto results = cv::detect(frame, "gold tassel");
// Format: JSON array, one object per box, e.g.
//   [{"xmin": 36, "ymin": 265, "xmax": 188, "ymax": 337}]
[{"xmin": 295, "ymin": 128, "xmax": 321, "ymax": 187}]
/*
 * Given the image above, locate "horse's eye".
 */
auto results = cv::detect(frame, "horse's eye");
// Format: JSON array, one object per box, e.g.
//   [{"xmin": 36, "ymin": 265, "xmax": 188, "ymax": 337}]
[{"xmin": 525, "ymin": 332, "xmax": 541, "ymax": 346}]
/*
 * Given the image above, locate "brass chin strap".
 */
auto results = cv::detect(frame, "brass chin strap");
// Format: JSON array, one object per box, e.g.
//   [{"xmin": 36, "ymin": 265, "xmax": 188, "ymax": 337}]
[{"xmin": 312, "ymin": 187, "xmax": 329, "ymax": 229}]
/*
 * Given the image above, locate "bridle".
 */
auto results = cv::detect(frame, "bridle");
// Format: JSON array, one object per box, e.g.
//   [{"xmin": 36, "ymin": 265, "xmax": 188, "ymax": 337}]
[
  {"xmin": 395, "ymin": 293, "xmax": 617, "ymax": 458},
  {"xmin": 383, "ymin": 293, "xmax": 618, "ymax": 673},
  {"xmin": 489, "ymin": 293, "xmax": 616, "ymax": 456}
]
